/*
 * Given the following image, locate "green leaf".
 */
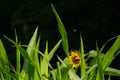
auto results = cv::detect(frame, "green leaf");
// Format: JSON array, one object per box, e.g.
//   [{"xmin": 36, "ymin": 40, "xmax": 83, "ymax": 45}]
[
  {"xmin": 43, "ymin": 41, "xmax": 49, "ymax": 77},
  {"xmin": 69, "ymin": 68, "xmax": 81, "ymax": 80},
  {"xmin": 51, "ymin": 3, "xmax": 69, "ymax": 57},
  {"xmin": 20, "ymin": 27, "xmax": 38, "ymax": 80},
  {"xmin": 0, "ymin": 39, "xmax": 10, "ymax": 79},
  {"xmin": 87, "ymin": 67, "xmax": 96, "ymax": 80},
  {"xmin": 96, "ymin": 43, "xmax": 104, "ymax": 80},
  {"xmin": 105, "ymin": 67, "xmax": 120, "ymax": 76},
  {"xmin": 4, "ymin": 36, "xmax": 33, "ymax": 65},
  {"xmin": 40, "ymin": 41, "xmax": 49, "ymax": 80},
  {"xmin": 61, "ymin": 65, "xmax": 71, "ymax": 80},
  {"xmin": 34, "ymin": 37, "xmax": 40, "ymax": 80},
  {"xmin": 80, "ymin": 35, "xmax": 86, "ymax": 77},
  {"xmin": 57, "ymin": 62, "xmax": 61, "ymax": 80},
  {"xmin": 15, "ymin": 30, "xmax": 21, "ymax": 79},
  {"xmin": 103, "ymin": 35, "xmax": 120, "ymax": 69},
  {"xmin": 49, "ymin": 39, "xmax": 62, "ymax": 61},
  {"xmin": 0, "ymin": 71, "xmax": 5, "ymax": 80},
  {"xmin": 57, "ymin": 56, "xmax": 71, "ymax": 80},
  {"xmin": 82, "ymin": 64, "xmax": 98, "ymax": 80},
  {"xmin": 0, "ymin": 39, "xmax": 9, "ymax": 67},
  {"xmin": 4, "ymin": 27, "xmax": 39, "ymax": 80},
  {"xmin": 0, "ymin": 65, "xmax": 17, "ymax": 79},
  {"xmin": 57, "ymin": 56, "xmax": 67, "ymax": 68},
  {"xmin": 50, "ymin": 69, "xmax": 57, "ymax": 80}
]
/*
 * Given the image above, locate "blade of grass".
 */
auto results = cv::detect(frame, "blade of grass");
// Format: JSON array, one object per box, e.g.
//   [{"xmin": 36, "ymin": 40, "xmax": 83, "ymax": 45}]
[
  {"xmin": 0, "ymin": 39, "xmax": 8, "ymax": 66},
  {"xmin": 0, "ymin": 39, "xmax": 10, "ymax": 80},
  {"xmin": 82, "ymin": 64, "xmax": 98, "ymax": 80},
  {"xmin": 57, "ymin": 56, "xmax": 67, "ymax": 67},
  {"xmin": 4, "ymin": 36, "xmax": 34, "ymax": 65},
  {"xmin": 96, "ymin": 43, "xmax": 104, "ymax": 80},
  {"xmin": 50, "ymin": 69, "xmax": 57, "ymax": 80},
  {"xmin": 105, "ymin": 67, "xmax": 120, "ymax": 76},
  {"xmin": 15, "ymin": 30, "xmax": 21, "ymax": 80},
  {"xmin": 99, "ymin": 36, "xmax": 118, "ymax": 53},
  {"xmin": 57, "ymin": 56, "xmax": 71, "ymax": 80},
  {"xmin": 43, "ymin": 41, "xmax": 49, "ymax": 78},
  {"xmin": 57, "ymin": 62, "xmax": 61, "ymax": 80},
  {"xmin": 61, "ymin": 65, "xmax": 71, "ymax": 80},
  {"xmin": 103, "ymin": 35, "xmax": 120, "ymax": 69},
  {"xmin": 16, "ymin": 45, "xmax": 21, "ymax": 79},
  {"xmin": 34, "ymin": 37, "xmax": 40, "ymax": 80},
  {"xmin": 0, "ymin": 65, "xmax": 17, "ymax": 79},
  {"xmin": 4, "ymin": 27, "xmax": 39, "ymax": 80},
  {"xmin": 5, "ymin": 34, "xmax": 42, "ymax": 80},
  {"xmin": 49, "ymin": 39, "xmax": 62, "ymax": 61},
  {"xmin": 88, "ymin": 64, "xmax": 97, "ymax": 80},
  {"xmin": 51, "ymin": 4, "xmax": 69, "ymax": 57},
  {"xmin": 0, "ymin": 71, "xmax": 5, "ymax": 80},
  {"xmin": 69, "ymin": 68, "xmax": 81, "ymax": 80},
  {"xmin": 21, "ymin": 27, "xmax": 38, "ymax": 80},
  {"xmin": 40, "ymin": 41, "xmax": 49, "ymax": 80},
  {"xmin": 4, "ymin": 35, "xmax": 36, "ymax": 80},
  {"xmin": 80, "ymin": 35, "xmax": 86, "ymax": 77}
]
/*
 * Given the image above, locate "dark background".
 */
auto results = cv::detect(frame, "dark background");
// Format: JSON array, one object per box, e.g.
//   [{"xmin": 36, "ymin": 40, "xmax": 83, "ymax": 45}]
[{"xmin": 0, "ymin": 0, "xmax": 120, "ymax": 79}]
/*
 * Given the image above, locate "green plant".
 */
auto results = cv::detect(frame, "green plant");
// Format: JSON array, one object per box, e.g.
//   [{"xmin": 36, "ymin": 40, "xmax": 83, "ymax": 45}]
[{"xmin": 0, "ymin": 4, "xmax": 120, "ymax": 80}]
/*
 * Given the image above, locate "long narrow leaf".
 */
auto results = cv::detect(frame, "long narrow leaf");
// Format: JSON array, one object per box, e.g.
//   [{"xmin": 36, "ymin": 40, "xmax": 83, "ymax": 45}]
[
  {"xmin": 49, "ymin": 39, "xmax": 62, "ymax": 61},
  {"xmin": 69, "ymin": 68, "xmax": 81, "ymax": 80},
  {"xmin": 82, "ymin": 64, "xmax": 98, "ymax": 80},
  {"xmin": 80, "ymin": 35, "xmax": 86, "ymax": 77},
  {"xmin": 51, "ymin": 4, "xmax": 69, "ymax": 56},
  {"xmin": 105, "ymin": 67, "xmax": 120, "ymax": 76},
  {"xmin": 15, "ymin": 30, "xmax": 21, "ymax": 80},
  {"xmin": 0, "ymin": 39, "xmax": 9, "ymax": 67},
  {"xmin": 96, "ymin": 43, "xmax": 104, "ymax": 80},
  {"xmin": 34, "ymin": 37, "xmax": 40, "ymax": 80},
  {"xmin": 0, "ymin": 39, "xmax": 10, "ymax": 79},
  {"xmin": 21, "ymin": 27, "xmax": 38, "ymax": 80},
  {"xmin": 40, "ymin": 41, "xmax": 49, "ymax": 80},
  {"xmin": 4, "ymin": 28, "xmax": 38, "ymax": 80},
  {"xmin": 103, "ymin": 35, "xmax": 120, "ymax": 69},
  {"xmin": 0, "ymin": 66, "xmax": 17, "ymax": 79},
  {"xmin": 57, "ymin": 62, "xmax": 61, "ymax": 80},
  {"xmin": 4, "ymin": 35, "xmax": 33, "ymax": 65}
]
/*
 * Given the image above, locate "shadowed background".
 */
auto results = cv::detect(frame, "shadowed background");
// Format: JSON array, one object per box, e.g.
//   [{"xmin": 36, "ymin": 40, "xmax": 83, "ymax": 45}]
[{"xmin": 0, "ymin": 0, "xmax": 120, "ymax": 79}]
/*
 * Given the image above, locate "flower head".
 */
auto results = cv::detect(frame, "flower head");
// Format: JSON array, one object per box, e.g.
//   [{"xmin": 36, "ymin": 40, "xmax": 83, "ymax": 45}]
[{"xmin": 69, "ymin": 50, "xmax": 81, "ymax": 68}]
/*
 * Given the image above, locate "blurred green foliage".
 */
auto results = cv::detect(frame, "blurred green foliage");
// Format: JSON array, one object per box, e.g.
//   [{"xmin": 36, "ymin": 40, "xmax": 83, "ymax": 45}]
[{"xmin": 0, "ymin": 1, "xmax": 120, "ymax": 79}]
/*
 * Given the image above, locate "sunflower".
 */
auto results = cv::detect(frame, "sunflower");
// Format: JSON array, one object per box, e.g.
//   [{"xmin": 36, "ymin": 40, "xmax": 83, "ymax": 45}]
[{"xmin": 69, "ymin": 50, "xmax": 81, "ymax": 68}]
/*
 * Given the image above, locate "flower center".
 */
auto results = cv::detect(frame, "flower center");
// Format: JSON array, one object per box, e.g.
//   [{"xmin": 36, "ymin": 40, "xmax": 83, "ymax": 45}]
[{"xmin": 72, "ymin": 56, "xmax": 80, "ymax": 64}]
